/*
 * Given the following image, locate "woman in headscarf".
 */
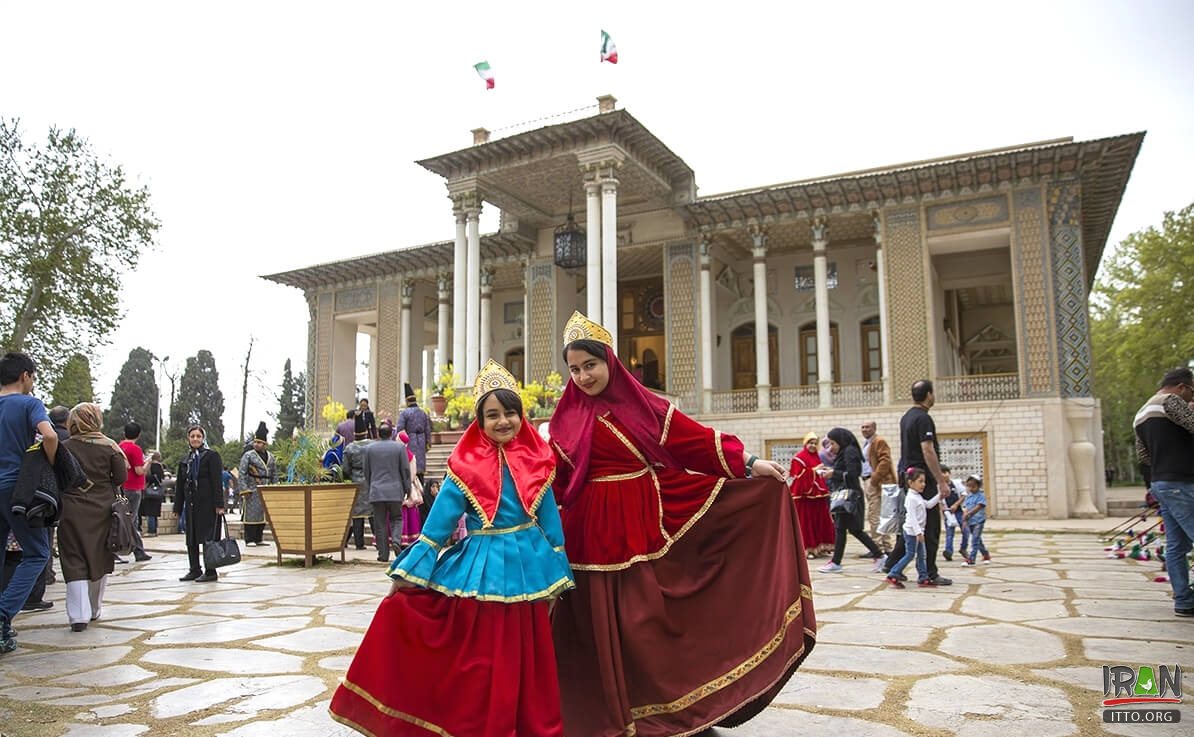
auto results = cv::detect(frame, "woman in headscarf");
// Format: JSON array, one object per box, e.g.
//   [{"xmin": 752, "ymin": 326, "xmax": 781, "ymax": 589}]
[
  {"xmin": 60, "ymin": 403, "xmax": 127, "ymax": 631},
  {"xmin": 816, "ymin": 427, "xmax": 885, "ymax": 573},
  {"xmin": 175, "ymin": 425, "xmax": 225, "ymax": 582},
  {"xmin": 330, "ymin": 360, "xmax": 574, "ymax": 737},
  {"xmin": 788, "ymin": 431, "xmax": 836, "ymax": 558},
  {"xmin": 549, "ymin": 312, "xmax": 816, "ymax": 737}
]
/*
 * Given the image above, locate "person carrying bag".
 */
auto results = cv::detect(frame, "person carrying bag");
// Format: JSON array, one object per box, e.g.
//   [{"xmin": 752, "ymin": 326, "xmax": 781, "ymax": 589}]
[{"xmin": 203, "ymin": 515, "xmax": 241, "ymax": 570}]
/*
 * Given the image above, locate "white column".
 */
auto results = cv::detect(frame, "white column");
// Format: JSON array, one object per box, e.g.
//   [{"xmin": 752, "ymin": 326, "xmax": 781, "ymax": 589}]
[
  {"xmin": 812, "ymin": 218, "xmax": 833, "ymax": 408},
  {"xmin": 452, "ymin": 210, "xmax": 467, "ymax": 381},
  {"xmin": 874, "ymin": 214, "xmax": 892, "ymax": 405},
  {"xmin": 601, "ymin": 177, "xmax": 619, "ymax": 348},
  {"xmin": 751, "ymin": 228, "xmax": 771, "ymax": 412},
  {"xmin": 400, "ymin": 279, "xmax": 414, "ymax": 389},
  {"xmin": 435, "ymin": 273, "xmax": 450, "ymax": 385},
  {"xmin": 480, "ymin": 268, "xmax": 494, "ymax": 368},
  {"xmin": 699, "ymin": 238, "xmax": 715, "ymax": 413},
  {"xmin": 585, "ymin": 180, "xmax": 602, "ymax": 320},
  {"xmin": 465, "ymin": 207, "xmax": 482, "ymax": 383}
]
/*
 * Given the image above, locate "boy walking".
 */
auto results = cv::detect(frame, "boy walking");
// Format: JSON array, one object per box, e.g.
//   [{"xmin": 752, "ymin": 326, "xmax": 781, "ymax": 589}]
[
  {"xmin": 960, "ymin": 475, "xmax": 990, "ymax": 565},
  {"xmin": 885, "ymin": 468, "xmax": 942, "ymax": 588}
]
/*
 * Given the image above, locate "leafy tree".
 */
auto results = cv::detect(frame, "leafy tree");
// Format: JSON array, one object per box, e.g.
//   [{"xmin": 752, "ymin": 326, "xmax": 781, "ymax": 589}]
[
  {"xmin": 0, "ymin": 119, "xmax": 159, "ymax": 387},
  {"xmin": 275, "ymin": 359, "xmax": 305, "ymax": 440},
  {"xmin": 1092, "ymin": 202, "xmax": 1194, "ymax": 483},
  {"xmin": 169, "ymin": 350, "xmax": 225, "ymax": 444},
  {"xmin": 50, "ymin": 353, "xmax": 96, "ymax": 408},
  {"xmin": 105, "ymin": 347, "xmax": 158, "ymax": 444}
]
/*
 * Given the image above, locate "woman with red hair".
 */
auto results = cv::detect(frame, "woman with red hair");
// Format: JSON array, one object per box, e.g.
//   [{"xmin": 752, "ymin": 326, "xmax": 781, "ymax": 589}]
[{"xmin": 549, "ymin": 312, "xmax": 817, "ymax": 737}]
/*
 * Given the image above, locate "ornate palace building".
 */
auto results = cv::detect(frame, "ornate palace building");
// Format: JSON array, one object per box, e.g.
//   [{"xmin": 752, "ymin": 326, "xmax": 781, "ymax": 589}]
[{"xmin": 265, "ymin": 96, "xmax": 1143, "ymax": 519}]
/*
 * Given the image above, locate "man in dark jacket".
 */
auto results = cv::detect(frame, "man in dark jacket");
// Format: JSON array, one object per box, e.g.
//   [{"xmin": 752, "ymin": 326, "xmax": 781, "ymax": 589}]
[
  {"xmin": 364, "ymin": 425, "xmax": 412, "ymax": 562},
  {"xmin": 1134, "ymin": 367, "xmax": 1194, "ymax": 617}
]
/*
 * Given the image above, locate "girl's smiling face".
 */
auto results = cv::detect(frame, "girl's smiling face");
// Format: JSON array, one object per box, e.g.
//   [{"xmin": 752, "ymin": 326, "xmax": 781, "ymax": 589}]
[
  {"xmin": 566, "ymin": 348, "xmax": 610, "ymax": 397},
  {"xmin": 480, "ymin": 392, "xmax": 521, "ymax": 445}
]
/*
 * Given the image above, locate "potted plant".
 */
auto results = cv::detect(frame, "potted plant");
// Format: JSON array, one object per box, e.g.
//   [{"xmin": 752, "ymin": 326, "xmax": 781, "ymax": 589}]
[
  {"xmin": 430, "ymin": 366, "xmax": 456, "ymax": 418},
  {"xmin": 257, "ymin": 409, "xmax": 359, "ymax": 567}
]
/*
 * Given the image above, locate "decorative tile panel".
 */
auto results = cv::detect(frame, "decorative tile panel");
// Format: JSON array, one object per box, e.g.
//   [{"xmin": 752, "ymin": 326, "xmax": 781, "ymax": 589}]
[
  {"xmin": 926, "ymin": 195, "xmax": 1009, "ymax": 231},
  {"xmin": 377, "ymin": 282, "xmax": 401, "ymax": 414},
  {"xmin": 305, "ymin": 294, "xmax": 317, "ymax": 429},
  {"xmin": 316, "ymin": 292, "xmax": 334, "ymax": 416},
  {"xmin": 1011, "ymin": 187, "xmax": 1057, "ymax": 396},
  {"xmin": 528, "ymin": 261, "xmax": 555, "ymax": 382},
  {"xmin": 665, "ymin": 243, "xmax": 698, "ymax": 410},
  {"xmin": 882, "ymin": 207, "xmax": 929, "ymax": 397},
  {"xmin": 335, "ymin": 286, "xmax": 377, "ymax": 313},
  {"xmin": 1048, "ymin": 182, "xmax": 1092, "ymax": 398}
]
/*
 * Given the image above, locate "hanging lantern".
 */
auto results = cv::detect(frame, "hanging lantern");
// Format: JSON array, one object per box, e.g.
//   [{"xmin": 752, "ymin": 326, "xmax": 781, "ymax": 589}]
[{"xmin": 553, "ymin": 213, "xmax": 586, "ymax": 270}]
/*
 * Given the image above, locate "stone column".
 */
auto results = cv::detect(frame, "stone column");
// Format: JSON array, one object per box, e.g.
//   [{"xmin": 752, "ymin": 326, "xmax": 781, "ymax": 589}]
[
  {"xmin": 465, "ymin": 206, "xmax": 482, "ymax": 383},
  {"xmin": 585, "ymin": 179, "xmax": 602, "ymax": 320},
  {"xmin": 435, "ymin": 273, "xmax": 451, "ymax": 384},
  {"xmin": 480, "ymin": 267, "xmax": 494, "ymax": 368},
  {"xmin": 873, "ymin": 213, "xmax": 892, "ymax": 405},
  {"xmin": 750, "ymin": 227, "xmax": 771, "ymax": 412},
  {"xmin": 601, "ymin": 177, "xmax": 619, "ymax": 347},
  {"xmin": 400, "ymin": 279, "xmax": 414, "ymax": 390},
  {"xmin": 699, "ymin": 238, "xmax": 714, "ymax": 413},
  {"xmin": 452, "ymin": 208, "xmax": 467, "ymax": 381},
  {"xmin": 1065, "ymin": 398, "xmax": 1102, "ymax": 518},
  {"xmin": 812, "ymin": 218, "xmax": 833, "ymax": 408}
]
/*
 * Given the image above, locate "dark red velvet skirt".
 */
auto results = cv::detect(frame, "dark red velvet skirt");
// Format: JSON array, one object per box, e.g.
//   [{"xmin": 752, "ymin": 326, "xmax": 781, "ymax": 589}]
[
  {"xmin": 330, "ymin": 589, "xmax": 563, "ymax": 737},
  {"xmin": 553, "ymin": 477, "xmax": 816, "ymax": 737}
]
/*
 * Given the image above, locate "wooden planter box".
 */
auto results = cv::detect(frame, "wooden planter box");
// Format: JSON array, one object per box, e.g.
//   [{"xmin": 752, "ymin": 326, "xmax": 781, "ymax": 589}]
[{"xmin": 258, "ymin": 483, "xmax": 358, "ymax": 567}]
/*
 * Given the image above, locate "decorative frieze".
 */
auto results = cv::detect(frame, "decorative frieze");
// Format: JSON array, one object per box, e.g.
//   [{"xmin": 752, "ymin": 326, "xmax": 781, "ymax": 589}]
[
  {"xmin": 926, "ymin": 195, "xmax": 1010, "ymax": 231},
  {"xmin": 335, "ymin": 286, "xmax": 377, "ymax": 313},
  {"xmin": 1048, "ymin": 182, "xmax": 1091, "ymax": 398}
]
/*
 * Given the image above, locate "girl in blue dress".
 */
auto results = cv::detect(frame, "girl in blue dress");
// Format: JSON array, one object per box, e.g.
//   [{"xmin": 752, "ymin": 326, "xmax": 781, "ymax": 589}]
[{"xmin": 331, "ymin": 360, "xmax": 574, "ymax": 737}]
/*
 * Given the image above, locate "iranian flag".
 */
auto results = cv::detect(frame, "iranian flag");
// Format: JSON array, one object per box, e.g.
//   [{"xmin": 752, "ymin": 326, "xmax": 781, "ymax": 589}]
[
  {"xmin": 600, "ymin": 30, "xmax": 618, "ymax": 64},
  {"xmin": 474, "ymin": 61, "xmax": 495, "ymax": 89}
]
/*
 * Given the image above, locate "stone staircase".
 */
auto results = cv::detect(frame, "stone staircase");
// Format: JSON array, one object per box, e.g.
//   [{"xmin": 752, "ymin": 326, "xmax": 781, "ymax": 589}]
[{"xmin": 424, "ymin": 431, "xmax": 463, "ymax": 489}]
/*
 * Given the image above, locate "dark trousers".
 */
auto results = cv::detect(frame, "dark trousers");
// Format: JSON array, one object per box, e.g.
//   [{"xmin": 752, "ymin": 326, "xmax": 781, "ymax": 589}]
[
  {"xmin": 125, "ymin": 490, "xmax": 146, "ymax": 555},
  {"xmin": 2, "ymin": 551, "xmax": 47, "ymax": 605},
  {"xmin": 349, "ymin": 517, "xmax": 376, "ymax": 549},
  {"xmin": 183, "ymin": 502, "xmax": 213, "ymax": 575},
  {"xmin": 885, "ymin": 500, "xmax": 942, "ymax": 579},
  {"xmin": 372, "ymin": 501, "xmax": 405, "ymax": 555},
  {"xmin": 831, "ymin": 514, "xmax": 883, "ymax": 564},
  {"xmin": 244, "ymin": 523, "xmax": 265, "ymax": 544}
]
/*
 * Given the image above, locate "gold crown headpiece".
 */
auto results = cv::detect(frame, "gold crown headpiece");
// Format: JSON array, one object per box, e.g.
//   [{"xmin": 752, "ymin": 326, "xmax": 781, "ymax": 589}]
[
  {"xmin": 473, "ymin": 359, "xmax": 519, "ymax": 398},
  {"xmin": 562, "ymin": 311, "xmax": 613, "ymax": 347}
]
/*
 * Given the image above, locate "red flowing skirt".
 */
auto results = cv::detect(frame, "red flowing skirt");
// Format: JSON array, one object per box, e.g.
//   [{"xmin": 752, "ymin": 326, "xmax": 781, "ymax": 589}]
[
  {"xmin": 330, "ymin": 589, "xmax": 563, "ymax": 737},
  {"xmin": 553, "ymin": 477, "xmax": 816, "ymax": 737},
  {"xmin": 793, "ymin": 495, "xmax": 837, "ymax": 554}
]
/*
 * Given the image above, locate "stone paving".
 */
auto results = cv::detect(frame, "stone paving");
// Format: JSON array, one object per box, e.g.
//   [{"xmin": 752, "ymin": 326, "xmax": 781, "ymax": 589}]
[{"xmin": 0, "ymin": 530, "xmax": 1190, "ymax": 737}]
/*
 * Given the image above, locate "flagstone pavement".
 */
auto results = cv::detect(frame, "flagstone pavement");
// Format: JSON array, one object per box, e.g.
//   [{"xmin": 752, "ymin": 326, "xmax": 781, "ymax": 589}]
[{"xmin": 0, "ymin": 528, "xmax": 1189, "ymax": 737}]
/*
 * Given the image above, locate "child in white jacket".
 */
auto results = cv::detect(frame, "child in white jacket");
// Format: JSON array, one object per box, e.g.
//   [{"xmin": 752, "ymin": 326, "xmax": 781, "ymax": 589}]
[{"xmin": 885, "ymin": 468, "xmax": 942, "ymax": 588}]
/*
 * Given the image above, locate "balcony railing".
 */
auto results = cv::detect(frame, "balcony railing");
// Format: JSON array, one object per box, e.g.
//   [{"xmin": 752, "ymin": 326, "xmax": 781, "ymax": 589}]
[
  {"xmin": 770, "ymin": 385, "xmax": 821, "ymax": 412},
  {"xmin": 935, "ymin": 373, "xmax": 1020, "ymax": 403},
  {"xmin": 830, "ymin": 381, "xmax": 886, "ymax": 408},
  {"xmin": 710, "ymin": 389, "xmax": 759, "ymax": 414}
]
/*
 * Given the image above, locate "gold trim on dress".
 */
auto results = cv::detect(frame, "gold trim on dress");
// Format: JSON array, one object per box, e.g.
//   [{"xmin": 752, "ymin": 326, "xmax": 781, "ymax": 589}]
[
  {"xmin": 444, "ymin": 469, "xmax": 492, "ymax": 528},
  {"xmin": 415, "ymin": 534, "xmax": 441, "ymax": 551},
  {"xmin": 801, "ymin": 584, "xmax": 814, "ymax": 599},
  {"xmin": 714, "ymin": 431, "xmax": 734, "ymax": 477},
  {"xmin": 468, "ymin": 519, "xmax": 537, "ymax": 535},
  {"xmin": 552, "ymin": 440, "xmax": 574, "ymax": 468},
  {"xmin": 337, "ymin": 678, "xmax": 459, "ymax": 737},
  {"xmin": 595, "ymin": 415, "xmax": 669, "ymax": 544},
  {"xmin": 328, "ymin": 710, "xmax": 381, "ymax": 737},
  {"xmin": 591, "ymin": 468, "xmax": 650, "ymax": 482},
  {"xmin": 660, "ymin": 404, "xmax": 676, "ymax": 445},
  {"xmin": 629, "ymin": 598, "xmax": 806, "ymax": 719},
  {"xmin": 388, "ymin": 566, "xmax": 575, "ymax": 602}
]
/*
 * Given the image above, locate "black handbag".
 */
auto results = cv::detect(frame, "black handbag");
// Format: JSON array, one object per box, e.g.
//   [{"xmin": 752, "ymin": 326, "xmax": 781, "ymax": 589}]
[
  {"xmin": 107, "ymin": 490, "xmax": 136, "ymax": 555},
  {"xmin": 144, "ymin": 483, "xmax": 165, "ymax": 501},
  {"xmin": 203, "ymin": 515, "xmax": 241, "ymax": 569}
]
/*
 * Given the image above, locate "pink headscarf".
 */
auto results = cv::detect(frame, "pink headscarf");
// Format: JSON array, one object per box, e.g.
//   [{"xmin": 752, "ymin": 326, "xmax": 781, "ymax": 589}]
[
  {"xmin": 550, "ymin": 343, "xmax": 678, "ymax": 508},
  {"xmin": 398, "ymin": 430, "xmax": 415, "ymax": 463}
]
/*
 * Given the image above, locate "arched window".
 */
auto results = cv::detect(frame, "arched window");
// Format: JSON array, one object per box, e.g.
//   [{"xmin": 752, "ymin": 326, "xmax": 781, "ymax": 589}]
[
  {"xmin": 798, "ymin": 321, "xmax": 840, "ymax": 385},
  {"xmin": 861, "ymin": 316, "xmax": 881, "ymax": 382},
  {"xmin": 731, "ymin": 323, "xmax": 779, "ymax": 390}
]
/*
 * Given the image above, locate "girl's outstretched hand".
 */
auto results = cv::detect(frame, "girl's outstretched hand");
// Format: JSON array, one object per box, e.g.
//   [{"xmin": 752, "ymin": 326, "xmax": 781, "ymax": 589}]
[
  {"xmin": 752, "ymin": 459, "xmax": 787, "ymax": 482},
  {"xmin": 386, "ymin": 577, "xmax": 415, "ymax": 598}
]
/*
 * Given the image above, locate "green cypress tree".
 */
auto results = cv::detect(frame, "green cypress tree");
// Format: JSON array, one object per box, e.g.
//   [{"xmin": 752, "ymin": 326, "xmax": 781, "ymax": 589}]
[
  {"xmin": 105, "ymin": 348, "xmax": 158, "ymax": 444},
  {"xmin": 169, "ymin": 350, "xmax": 225, "ymax": 444}
]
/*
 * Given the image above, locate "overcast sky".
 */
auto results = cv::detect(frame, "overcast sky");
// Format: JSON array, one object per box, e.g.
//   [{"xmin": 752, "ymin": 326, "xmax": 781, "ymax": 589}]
[{"xmin": 3, "ymin": 0, "xmax": 1192, "ymax": 439}]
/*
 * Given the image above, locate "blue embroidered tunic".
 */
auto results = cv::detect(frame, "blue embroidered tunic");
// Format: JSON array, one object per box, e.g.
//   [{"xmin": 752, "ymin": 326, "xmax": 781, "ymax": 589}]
[{"xmin": 389, "ymin": 467, "xmax": 574, "ymax": 602}]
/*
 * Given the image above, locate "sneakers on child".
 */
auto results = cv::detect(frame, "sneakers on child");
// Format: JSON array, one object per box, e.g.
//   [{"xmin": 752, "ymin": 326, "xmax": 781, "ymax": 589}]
[
  {"xmin": 960, "ymin": 557, "xmax": 975, "ymax": 566},
  {"xmin": 817, "ymin": 562, "xmax": 844, "ymax": 573},
  {"xmin": 917, "ymin": 578, "xmax": 939, "ymax": 588},
  {"xmin": 870, "ymin": 555, "xmax": 887, "ymax": 573},
  {"xmin": 981, "ymin": 553, "xmax": 991, "ymax": 564},
  {"xmin": 886, "ymin": 575, "xmax": 905, "ymax": 589}
]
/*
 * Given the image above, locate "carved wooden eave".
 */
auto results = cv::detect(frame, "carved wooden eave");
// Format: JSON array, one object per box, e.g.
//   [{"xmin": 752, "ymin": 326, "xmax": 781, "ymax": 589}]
[
  {"xmin": 416, "ymin": 109, "xmax": 698, "ymax": 226},
  {"xmin": 261, "ymin": 231, "xmax": 534, "ymax": 292},
  {"xmin": 685, "ymin": 132, "xmax": 1144, "ymax": 289}
]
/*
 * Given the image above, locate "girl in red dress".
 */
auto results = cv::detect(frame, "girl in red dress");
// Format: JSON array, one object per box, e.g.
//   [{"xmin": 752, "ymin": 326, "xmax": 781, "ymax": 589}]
[
  {"xmin": 788, "ymin": 432, "xmax": 837, "ymax": 558},
  {"xmin": 549, "ymin": 312, "xmax": 817, "ymax": 737},
  {"xmin": 330, "ymin": 361, "xmax": 573, "ymax": 737}
]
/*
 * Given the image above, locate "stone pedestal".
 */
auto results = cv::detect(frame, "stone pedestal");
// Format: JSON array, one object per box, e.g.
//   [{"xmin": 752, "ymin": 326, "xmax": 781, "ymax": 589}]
[{"xmin": 1064, "ymin": 398, "xmax": 1102, "ymax": 518}]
